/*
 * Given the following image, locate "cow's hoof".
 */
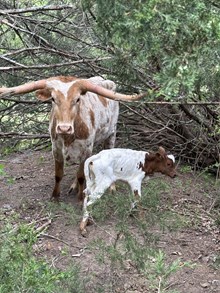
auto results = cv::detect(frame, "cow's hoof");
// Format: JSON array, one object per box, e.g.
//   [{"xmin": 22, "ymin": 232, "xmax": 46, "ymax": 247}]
[
  {"xmin": 50, "ymin": 196, "xmax": 60, "ymax": 203},
  {"xmin": 80, "ymin": 228, "xmax": 88, "ymax": 237},
  {"xmin": 68, "ymin": 182, "xmax": 78, "ymax": 195}
]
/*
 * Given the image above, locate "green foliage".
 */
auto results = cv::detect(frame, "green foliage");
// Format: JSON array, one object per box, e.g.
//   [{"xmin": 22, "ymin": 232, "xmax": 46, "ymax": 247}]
[
  {"xmin": 91, "ymin": 230, "xmax": 192, "ymax": 293},
  {"xmin": 87, "ymin": 178, "xmax": 192, "ymax": 291},
  {"xmin": 0, "ymin": 222, "xmax": 85, "ymax": 293},
  {"xmin": 83, "ymin": 0, "xmax": 220, "ymax": 100},
  {"xmin": 0, "ymin": 164, "xmax": 5, "ymax": 176}
]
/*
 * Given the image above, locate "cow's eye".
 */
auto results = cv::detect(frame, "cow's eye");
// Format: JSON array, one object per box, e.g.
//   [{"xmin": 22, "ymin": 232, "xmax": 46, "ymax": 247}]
[
  {"xmin": 51, "ymin": 97, "xmax": 55, "ymax": 103},
  {"xmin": 76, "ymin": 97, "xmax": 80, "ymax": 103}
]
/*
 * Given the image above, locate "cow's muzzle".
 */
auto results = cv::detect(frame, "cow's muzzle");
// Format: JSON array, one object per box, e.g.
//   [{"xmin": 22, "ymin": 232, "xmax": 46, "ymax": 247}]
[{"xmin": 57, "ymin": 124, "xmax": 73, "ymax": 134}]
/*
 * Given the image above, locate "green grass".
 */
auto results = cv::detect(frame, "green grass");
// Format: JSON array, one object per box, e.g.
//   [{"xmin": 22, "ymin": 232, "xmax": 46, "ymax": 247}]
[
  {"xmin": 1, "ymin": 165, "xmax": 218, "ymax": 292},
  {"xmin": 0, "ymin": 164, "xmax": 5, "ymax": 176},
  {"xmin": 0, "ymin": 221, "xmax": 86, "ymax": 293},
  {"xmin": 46, "ymin": 202, "xmax": 81, "ymax": 226}
]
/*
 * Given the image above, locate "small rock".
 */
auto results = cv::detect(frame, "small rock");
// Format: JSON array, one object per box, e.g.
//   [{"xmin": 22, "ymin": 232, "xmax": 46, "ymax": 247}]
[
  {"xmin": 2, "ymin": 204, "xmax": 13, "ymax": 211},
  {"xmin": 212, "ymin": 280, "xmax": 220, "ymax": 287},
  {"xmin": 200, "ymin": 282, "xmax": 209, "ymax": 288}
]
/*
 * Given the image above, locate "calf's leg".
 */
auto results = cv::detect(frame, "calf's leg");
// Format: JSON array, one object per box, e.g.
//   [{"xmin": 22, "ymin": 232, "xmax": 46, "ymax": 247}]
[{"xmin": 79, "ymin": 181, "xmax": 111, "ymax": 235}]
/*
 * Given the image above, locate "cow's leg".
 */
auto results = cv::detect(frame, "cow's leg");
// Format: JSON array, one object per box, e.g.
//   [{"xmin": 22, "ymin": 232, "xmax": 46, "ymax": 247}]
[
  {"xmin": 77, "ymin": 161, "xmax": 86, "ymax": 203},
  {"xmin": 103, "ymin": 132, "xmax": 116, "ymax": 149},
  {"xmin": 104, "ymin": 132, "xmax": 116, "ymax": 193},
  {"xmin": 51, "ymin": 159, "xmax": 64, "ymax": 201},
  {"xmin": 68, "ymin": 145, "xmax": 93, "ymax": 198},
  {"xmin": 51, "ymin": 143, "xmax": 64, "ymax": 201}
]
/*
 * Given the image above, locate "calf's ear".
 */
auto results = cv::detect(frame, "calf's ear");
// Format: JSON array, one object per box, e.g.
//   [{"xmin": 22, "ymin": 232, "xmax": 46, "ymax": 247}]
[
  {"xmin": 155, "ymin": 152, "xmax": 163, "ymax": 161},
  {"xmin": 158, "ymin": 146, "xmax": 166, "ymax": 156},
  {"xmin": 36, "ymin": 88, "xmax": 51, "ymax": 101}
]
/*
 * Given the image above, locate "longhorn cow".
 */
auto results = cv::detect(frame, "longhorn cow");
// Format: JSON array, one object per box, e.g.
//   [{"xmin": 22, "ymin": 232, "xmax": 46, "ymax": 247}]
[{"xmin": 0, "ymin": 76, "xmax": 145, "ymax": 201}]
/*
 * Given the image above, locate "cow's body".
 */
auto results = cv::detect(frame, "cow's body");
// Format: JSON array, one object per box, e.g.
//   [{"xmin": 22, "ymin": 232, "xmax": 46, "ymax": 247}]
[
  {"xmin": 80, "ymin": 147, "xmax": 176, "ymax": 234},
  {"xmin": 47, "ymin": 77, "xmax": 119, "ymax": 199}
]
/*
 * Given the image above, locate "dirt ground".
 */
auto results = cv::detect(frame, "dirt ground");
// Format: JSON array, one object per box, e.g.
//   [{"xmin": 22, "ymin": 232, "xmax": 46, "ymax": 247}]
[{"xmin": 0, "ymin": 150, "xmax": 220, "ymax": 293}]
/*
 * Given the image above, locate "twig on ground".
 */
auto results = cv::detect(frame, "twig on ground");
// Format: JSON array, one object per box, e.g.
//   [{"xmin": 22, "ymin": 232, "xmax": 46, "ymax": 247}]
[{"xmin": 40, "ymin": 232, "xmax": 84, "ymax": 250}]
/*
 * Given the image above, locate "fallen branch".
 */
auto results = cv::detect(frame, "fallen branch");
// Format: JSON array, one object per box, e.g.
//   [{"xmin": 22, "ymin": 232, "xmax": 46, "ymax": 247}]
[
  {"xmin": 0, "ymin": 132, "xmax": 50, "ymax": 139},
  {"xmin": 0, "ymin": 5, "xmax": 73, "ymax": 15},
  {"xmin": 40, "ymin": 233, "xmax": 84, "ymax": 250}
]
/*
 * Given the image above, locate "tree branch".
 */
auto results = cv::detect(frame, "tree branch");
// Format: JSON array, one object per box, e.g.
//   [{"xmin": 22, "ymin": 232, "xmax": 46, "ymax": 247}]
[
  {"xmin": 0, "ymin": 132, "xmax": 50, "ymax": 139},
  {"xmin": 0, "ymin": 5, "xmax": 73, "ymax": 15}
]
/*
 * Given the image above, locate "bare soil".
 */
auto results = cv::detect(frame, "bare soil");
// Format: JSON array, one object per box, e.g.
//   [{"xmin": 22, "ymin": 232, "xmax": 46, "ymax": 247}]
[{"xmin": 0, "ymin": 150, "xmax": 220, "ymax": 293}]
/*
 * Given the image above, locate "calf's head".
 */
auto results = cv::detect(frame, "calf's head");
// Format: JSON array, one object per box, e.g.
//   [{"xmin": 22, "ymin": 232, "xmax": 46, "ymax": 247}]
[{"xmin": 144, "ymin": 146, "xmax": 176, "ymax": 178}]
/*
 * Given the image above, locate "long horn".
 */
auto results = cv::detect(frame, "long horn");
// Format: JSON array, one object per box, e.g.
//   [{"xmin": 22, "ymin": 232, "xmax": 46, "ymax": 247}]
[
  {"xmin": 0, "ymin": 80, "xmax": 46, "ymax": 96},
  {"xmin": 79, "ymin": 79, "xmax": 146, "ymax": 101}
]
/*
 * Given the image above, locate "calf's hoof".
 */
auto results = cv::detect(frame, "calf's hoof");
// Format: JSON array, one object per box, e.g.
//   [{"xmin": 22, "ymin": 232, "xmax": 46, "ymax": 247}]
[{"xmin": 80, "ymin": 220, "xmax": 88, "ymax": 237}]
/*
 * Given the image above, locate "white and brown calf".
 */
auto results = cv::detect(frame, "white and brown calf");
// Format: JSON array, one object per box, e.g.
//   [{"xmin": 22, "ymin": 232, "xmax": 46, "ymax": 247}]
[
  {"xmin": 0, "ymin": 76, "xmax": 145, "ymax": 201},
  {"xmin": 80, "ymin": 146, "xmax": 176, "ymax": 234}
]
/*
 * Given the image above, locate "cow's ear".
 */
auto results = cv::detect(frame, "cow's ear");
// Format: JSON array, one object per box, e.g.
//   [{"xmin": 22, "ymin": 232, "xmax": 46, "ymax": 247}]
[{"xmin": 36, "ymin": 89, "xmax": 51, "ymax": 101}]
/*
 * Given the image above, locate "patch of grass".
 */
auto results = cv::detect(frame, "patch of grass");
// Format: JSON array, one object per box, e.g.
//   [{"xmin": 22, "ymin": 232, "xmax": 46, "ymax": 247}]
[
  {"xmin": 0, "ymin": 164, "xmax": 6, "ymax": 176},
  {"xmin": 144, "ymin": 250, "xmax": 193, "ymax": 293},
  {"xmin": 0, "ymin": 221, "xmax": 86, "ymax": 293},
  {"xmin": 90, "ymin": 228, "xmax": 192, "ymax": 293},
  {"xmin": 159, "ymin": 210, "xmax": 191, "ymax": 232},
  {"xmin": 46, "ymin": 201, "xmax": 81, "ymax": 225},
  {"xmin": 179, "ymin": 165, "xmax": 192, "ymax": 173},
  {"xmin": 212, "ymin": 254, "xmax": 220, "ymax": 270},
  {"xmin": 0, "ymin": 163, "xmax": 15, "ymax": 184},
  {"xmin": 89, "ymin": 179, "xmax": 171, "ymax": 225}
]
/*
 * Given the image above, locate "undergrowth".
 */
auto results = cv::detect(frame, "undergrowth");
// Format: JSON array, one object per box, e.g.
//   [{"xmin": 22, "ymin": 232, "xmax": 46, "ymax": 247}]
[{"xmin": 0, "ymin": 221, "xmax": 85, "ymax": 293}]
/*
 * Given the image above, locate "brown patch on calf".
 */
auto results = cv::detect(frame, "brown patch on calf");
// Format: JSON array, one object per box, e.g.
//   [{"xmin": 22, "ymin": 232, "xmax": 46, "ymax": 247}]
[
  {"xmin": 89, "ymin": 109, "xmax": 95, "ymax": 128},
  {"xmin": 134, "ymin": 189, "xmax": 140, "ymax": 199},
  {"xmin": 98, "ymin": 95, "xmax": 108, "ymax": 107},
  {"xmin": 138, "ymin": 161, "xmax": 143, "ymax": 169}
]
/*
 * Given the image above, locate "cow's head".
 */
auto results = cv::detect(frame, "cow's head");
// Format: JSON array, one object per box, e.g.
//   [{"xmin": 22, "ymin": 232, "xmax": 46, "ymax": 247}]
[
  {"xmin": 143, "ymin": 146, "xmax": 176, "ymax": 178},
  {"xmin": 36, "ymin": 78, "xmax": 81, "ymax": 135},
  {"xmin": 0, "ymin": 76, "xmax": 146, "ymax": 136}
]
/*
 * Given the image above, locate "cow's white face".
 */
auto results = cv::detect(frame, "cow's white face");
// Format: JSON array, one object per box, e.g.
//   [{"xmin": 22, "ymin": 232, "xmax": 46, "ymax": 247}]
[
  {"xmin": 36, "ymin": 79, "xmax": 88, "ymax": 136},
  {"xmin": 48, "ymin": 80, "xmax": 81, "ymax": 135}
]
